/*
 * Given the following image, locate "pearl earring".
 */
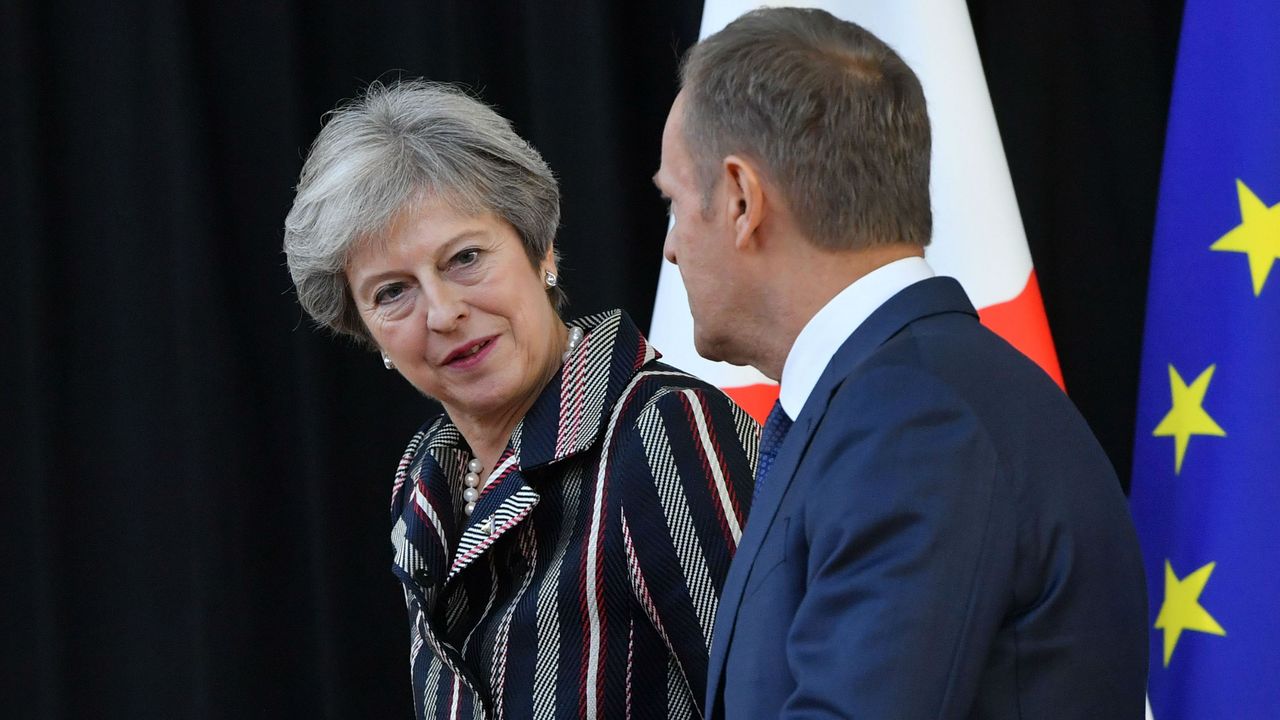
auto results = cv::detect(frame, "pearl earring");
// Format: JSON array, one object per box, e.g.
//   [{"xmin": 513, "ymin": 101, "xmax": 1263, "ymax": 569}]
[
  {"xmin": 381, "ymin": 352, "xmax": 394, "ymax": 370},
  {"xmin": 545, "ymin": 271, "xmax": 558, "ymax": 288}
]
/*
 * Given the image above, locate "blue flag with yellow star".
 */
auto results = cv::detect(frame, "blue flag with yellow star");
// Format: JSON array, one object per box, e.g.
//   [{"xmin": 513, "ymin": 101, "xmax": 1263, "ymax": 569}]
[{"xmin": 1129, "ymin": 0, "xmax": 1280, "ymax": 716}]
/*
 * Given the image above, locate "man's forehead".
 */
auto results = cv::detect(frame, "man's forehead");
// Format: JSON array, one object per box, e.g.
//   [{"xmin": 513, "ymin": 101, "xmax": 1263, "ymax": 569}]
[{"xmin": 666, "ymin": 92, "xmax": 688, "ymax": 132}]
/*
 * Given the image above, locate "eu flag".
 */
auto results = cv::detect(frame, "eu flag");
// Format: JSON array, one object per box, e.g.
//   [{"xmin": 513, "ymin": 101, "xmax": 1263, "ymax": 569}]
[{"xmin": 1129, "ymin": 0, "xmax": 1280, "ymax": 716}]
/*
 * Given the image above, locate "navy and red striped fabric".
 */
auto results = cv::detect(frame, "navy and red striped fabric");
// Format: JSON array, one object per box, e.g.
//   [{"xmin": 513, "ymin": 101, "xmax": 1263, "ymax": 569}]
[{"xmin": 389, "ymin": 310, "xmax": 759, "ymax": 719}]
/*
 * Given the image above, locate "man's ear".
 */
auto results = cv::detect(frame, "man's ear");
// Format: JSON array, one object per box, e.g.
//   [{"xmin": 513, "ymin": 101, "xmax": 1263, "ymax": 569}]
[{"xmin": 724, "ymin": 155, "xmax": 765, "ymax": 251}]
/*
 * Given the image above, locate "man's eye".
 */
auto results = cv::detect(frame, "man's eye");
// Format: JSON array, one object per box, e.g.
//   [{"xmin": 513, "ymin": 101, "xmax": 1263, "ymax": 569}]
[{"xmin": 374, "ymin": 284, "xmax": 405, "ymax": 305}]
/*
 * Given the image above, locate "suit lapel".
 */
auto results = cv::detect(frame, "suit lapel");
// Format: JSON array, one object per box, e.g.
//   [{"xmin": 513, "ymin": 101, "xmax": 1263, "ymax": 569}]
[
  {"xmin": 706, "ymin": 277, "xmax": 978, "ymax": 713},
  {"xmin": 705, "ymin": 409, "xmax": 817, "ymax": 715}
]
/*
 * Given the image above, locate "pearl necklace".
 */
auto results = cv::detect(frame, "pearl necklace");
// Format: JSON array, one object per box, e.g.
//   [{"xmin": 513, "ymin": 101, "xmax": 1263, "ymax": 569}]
[{"xmin": 462, "ymin": 325, "xmax": 584, "ymax": 516}]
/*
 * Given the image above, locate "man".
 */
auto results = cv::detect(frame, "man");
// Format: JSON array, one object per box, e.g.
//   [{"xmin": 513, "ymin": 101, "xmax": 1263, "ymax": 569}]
[{"xmin": 653, "ymin": 8, "xmax": 1148, "ymax": 719}]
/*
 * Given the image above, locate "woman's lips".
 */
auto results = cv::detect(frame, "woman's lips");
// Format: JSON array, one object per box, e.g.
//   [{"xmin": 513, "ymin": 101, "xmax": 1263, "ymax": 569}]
[{"xmin": 445, "ymin": 336, "xmax": 498, "ymax": 369}]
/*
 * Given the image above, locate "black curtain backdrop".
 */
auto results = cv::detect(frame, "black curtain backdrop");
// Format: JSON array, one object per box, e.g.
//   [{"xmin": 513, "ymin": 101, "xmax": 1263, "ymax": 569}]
[{"xmin": 3, "ymin": 1, "xmax": 1181, "ymax": 717}]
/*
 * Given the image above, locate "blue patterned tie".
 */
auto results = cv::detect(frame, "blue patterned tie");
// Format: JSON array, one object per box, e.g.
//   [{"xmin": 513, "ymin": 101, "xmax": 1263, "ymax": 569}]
[{"xmin": 755, "ymin": 400, "xmax": 794, "ymax": 496}]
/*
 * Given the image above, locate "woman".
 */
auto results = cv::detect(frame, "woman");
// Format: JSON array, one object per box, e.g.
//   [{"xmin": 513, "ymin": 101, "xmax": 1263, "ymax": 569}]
[{"xmin": 283, "ymin": 81, "xmax": 757, "ymax": 719}]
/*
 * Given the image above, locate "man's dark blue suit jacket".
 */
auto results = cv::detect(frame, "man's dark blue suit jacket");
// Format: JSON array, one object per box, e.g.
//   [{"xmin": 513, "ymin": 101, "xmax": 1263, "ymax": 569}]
[{"xmin": 706, "ymin": 276, "xmax": 1148, "ymax": 719}]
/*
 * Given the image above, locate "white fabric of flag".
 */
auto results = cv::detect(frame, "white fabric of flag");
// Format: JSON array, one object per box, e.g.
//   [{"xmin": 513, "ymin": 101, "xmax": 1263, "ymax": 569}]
[{"xmin": 650, "ymin": 0, "xmax": 1062, "ymax": 421}]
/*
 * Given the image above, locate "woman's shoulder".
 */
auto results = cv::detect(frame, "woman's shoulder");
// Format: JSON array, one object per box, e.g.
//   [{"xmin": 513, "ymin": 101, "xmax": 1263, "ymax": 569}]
[
  {"xmin": 388, "ymin": 412, "xmax": 462, "ymax": 511},
  {"xmin": 605, "ymin": 360, "xmax": 760, "ymax": 456},
  {"xmin": 393, "ymin": 414, "xmax": 453, "ymax": 478},
  {"xmin": 630, "ymin": 360, "xmax": 747, "ymax": 410},
  {"xmin": 603, "ymin": 360, "xmax": 758, "ymax": 530},
  {"xmin": 569, "ymin": 308, "xmax": 745, "ymax": 411}
]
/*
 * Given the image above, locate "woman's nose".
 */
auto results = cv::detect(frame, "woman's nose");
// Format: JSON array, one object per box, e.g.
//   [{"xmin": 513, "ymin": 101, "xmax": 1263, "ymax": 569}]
[{"xmin": 421, "ymin": 281, "xmax": 467, "ymax": 333}]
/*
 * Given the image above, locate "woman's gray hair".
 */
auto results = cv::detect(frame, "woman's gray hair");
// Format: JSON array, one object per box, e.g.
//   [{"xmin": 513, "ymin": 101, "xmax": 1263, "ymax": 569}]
[{"xmin": 283, "ymin": 80, "xmax": 563, "ymax": 345}]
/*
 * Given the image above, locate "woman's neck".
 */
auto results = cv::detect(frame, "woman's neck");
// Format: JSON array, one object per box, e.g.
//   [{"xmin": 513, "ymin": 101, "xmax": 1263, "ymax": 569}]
[{"xmin": 454, "ymin": 415, "xmax": 521, "ymax": 479}]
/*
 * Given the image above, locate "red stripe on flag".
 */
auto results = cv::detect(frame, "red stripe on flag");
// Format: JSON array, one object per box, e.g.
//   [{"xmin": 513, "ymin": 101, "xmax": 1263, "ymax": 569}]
[
  {"xmin": 722, "ymin": 384, "xmax": 780, "ymax": 425},
  {"xmin": 976, "ymin": 270, "xmax": 1065, "ymax": 390}
]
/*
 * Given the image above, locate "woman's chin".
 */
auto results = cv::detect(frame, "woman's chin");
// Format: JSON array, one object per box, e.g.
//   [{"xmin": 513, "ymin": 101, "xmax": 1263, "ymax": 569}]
[
  {"xmin": 440, "ymin": 378, "xmax": 525, "ymax": 423},
  {"xmin": 433, "ymin": 343, "xmax": 557, "ymax": 426}
]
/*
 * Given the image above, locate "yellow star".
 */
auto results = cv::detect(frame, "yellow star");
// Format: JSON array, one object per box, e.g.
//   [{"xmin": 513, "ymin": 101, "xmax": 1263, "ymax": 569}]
[
  {"xmin": 1155, "ymin": 560, "xmax": 1226, "ymax": 667},
  {"xmin": 1210, "ymin": 179, "xmax": 1280, "ymax": 296},
  {"xmin": 1152, "ymin": 364, "xmax": 1226, "ymax": 474}
]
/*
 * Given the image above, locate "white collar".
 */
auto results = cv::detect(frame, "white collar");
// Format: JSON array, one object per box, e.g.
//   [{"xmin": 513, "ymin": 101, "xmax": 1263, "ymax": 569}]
[{"xmin": 778, "ymin": 256, "xmax": 935, "ymax": 418}]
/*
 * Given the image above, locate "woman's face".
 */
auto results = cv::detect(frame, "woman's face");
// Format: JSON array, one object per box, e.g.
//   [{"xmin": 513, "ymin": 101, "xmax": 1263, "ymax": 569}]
[{"xmin": 346, "ymin": 195, "xmax": 564, "ymax": 429}]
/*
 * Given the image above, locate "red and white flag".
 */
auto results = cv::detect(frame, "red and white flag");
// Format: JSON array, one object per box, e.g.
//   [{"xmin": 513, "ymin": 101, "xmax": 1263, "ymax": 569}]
[{"xmin": 650, "ymin": 0, "xmax": 1063, "ymax": 423}]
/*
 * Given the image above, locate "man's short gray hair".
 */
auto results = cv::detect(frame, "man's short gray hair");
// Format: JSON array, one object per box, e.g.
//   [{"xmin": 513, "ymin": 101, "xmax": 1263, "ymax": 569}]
[
  {"xmin": 283, "ymin": 80, "xmax": 563, "ymax": 345},
  {"xmin": 680, "ymin": 7, "xmax": 932, "ymax": 250}
]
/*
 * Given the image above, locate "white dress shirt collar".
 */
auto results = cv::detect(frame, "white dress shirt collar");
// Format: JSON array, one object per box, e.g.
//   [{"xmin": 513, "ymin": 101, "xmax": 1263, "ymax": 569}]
[{"xmin": 778, "ymin": 256, "xmax": 935, "ymax": 419}]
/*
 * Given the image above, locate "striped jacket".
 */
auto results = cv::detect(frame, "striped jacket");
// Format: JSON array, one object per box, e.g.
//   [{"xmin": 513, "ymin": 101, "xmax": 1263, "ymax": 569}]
[{"xmin": 389, "ymin": 310, "xmax": 759, "ymax": 720}]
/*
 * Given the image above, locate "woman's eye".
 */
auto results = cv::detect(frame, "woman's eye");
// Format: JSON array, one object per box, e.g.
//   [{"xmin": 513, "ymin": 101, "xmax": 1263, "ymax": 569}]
[
  {"xmin": 374, "ymin": 284, "xmax": 405, "ymax": 305},
  {"xmin": 453, "ymin": 248, "xmax": 480, "ymax": 267}
]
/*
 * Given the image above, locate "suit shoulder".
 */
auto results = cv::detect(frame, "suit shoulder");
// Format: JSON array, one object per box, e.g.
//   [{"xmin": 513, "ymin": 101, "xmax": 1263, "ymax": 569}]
[
  {"xmin": 835, "ymin": 316, "xmax": 1124, "ymax": 507},
  {"xmin": 821, "ymin": 360, "xmax": 996, "ymax": 453},
  {"xmin": 889, "ymin": 313, "xmax": 1061, "ymax": 393}
]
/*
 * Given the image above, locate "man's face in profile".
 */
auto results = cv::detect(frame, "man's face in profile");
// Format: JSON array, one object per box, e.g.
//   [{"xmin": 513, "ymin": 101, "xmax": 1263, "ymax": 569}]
[{"xmin": 654, "ymin": 93, "xmax": 750, "ymax": 365}]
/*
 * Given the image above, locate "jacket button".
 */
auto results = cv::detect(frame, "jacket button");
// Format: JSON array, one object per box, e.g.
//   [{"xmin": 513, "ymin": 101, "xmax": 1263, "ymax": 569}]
[{"xmin": 413, "ymin": 569, "xmax": 429, "ymax": 584}]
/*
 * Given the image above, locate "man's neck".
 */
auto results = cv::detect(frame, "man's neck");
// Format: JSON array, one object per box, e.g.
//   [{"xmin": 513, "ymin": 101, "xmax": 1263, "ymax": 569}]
[{"xmin": 752, "ymin": 243, "xmax": 925, "ymax": 380}]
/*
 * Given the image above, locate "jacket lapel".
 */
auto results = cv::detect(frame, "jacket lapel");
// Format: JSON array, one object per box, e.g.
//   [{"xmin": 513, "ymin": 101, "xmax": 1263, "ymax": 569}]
[
  {"xmin": 706, "ymin": 277, "xmax": 978, "ymax": 713},
  {"xmin": 444, "ymin": 446, "xmax": 542, "ymax": 585},
  {"xmin": 390, "ymin": 420, "xmax": 470, "ymax": 611},
  {"xmin": 436, "ymin": 309, "xmax": 658, "ymax": 588}
]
